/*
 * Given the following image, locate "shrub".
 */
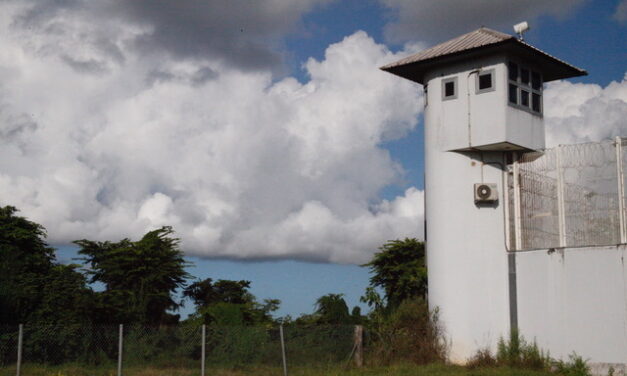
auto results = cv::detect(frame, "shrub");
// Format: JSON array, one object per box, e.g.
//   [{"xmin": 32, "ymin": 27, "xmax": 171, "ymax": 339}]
[
  {"xmin": 552, "ymin": 353, "xmax": 591, "ymax": 376},
  {"xmin": 466, "ymin": 348, "xmax": 497, "ymax": 369},
  {"xmin": 496, "ymin": 328, "xmax": 550, "ymax": 370},
  {"xmin": 366, "ymin": 298, "xmax": 447, "ymax": 365}
]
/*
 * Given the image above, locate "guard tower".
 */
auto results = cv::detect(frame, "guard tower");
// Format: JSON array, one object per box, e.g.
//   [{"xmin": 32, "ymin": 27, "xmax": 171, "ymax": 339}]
[{"xmin": 381, "ymin": 27, "xmax": 586, "ymax": 361}]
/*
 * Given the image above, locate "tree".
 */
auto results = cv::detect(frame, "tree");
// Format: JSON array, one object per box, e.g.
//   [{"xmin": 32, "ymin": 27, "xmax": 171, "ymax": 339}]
[
  {"xmin": 183, "ymin": 278, "xmax": 280, "ymax": 325},
  {"xmin": 314, "ymin": 293, "xmax": 350, "ymax": 324},
  {"xmin": 75, "ymin": 226, "xmax": 191, "ymax": 325},
  {"xmin": 362, "ymin": 238, "xmax": 427, "ymax": 309},
  {"xmin": 0, "ymin": 206, "xmax": 56, "ymax": 323}
]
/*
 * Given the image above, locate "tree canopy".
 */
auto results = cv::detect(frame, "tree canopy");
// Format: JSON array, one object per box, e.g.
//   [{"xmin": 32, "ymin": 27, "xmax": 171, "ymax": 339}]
[
  {"xmin": 362, "ymin": 238, "xmax": 427, "ymax": 309},
  {"xmin": 75, "ymin": 226, "xmax": 191, "ymax": 325}
]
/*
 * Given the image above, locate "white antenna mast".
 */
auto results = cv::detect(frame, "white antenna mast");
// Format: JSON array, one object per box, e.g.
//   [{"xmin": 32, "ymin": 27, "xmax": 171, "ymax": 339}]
[{"xmin": 513, "ymin": 21, "xmax": 530, "ymax": 40}]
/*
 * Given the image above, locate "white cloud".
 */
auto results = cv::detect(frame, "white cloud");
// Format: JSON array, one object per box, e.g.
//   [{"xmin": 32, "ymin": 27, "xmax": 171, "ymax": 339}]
[
  {"xmin": 0, "ymin": 1, "xmax": 424, "ymax": 264},
  {"xmin": 380, "ymin": 0, "xmax": 587, "ymax": 44},
  {"xmin": 614, "ymin": 0, "xmax": 627, "ymax": 23},
  {"xmin": 10, "ymin": 0, "xmax": 334, "ymax": 72},
  {"xmin": 544, "ymin": 73, "xmax": 627, "ymax": 147}
]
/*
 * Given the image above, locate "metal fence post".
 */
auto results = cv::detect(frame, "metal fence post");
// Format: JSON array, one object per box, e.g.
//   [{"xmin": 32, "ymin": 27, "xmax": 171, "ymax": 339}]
[
  {"xmin": 201, "ymin": 324, "xmax": 206, "ymax": 376},
  {"xmin": 117, "ymin": 324, "xmax": 123, "ymax": 376},
  {"xmin": 556, "ymin": 145, "xmax": 567, "ymax": 247},
  {"xmin": 15, "ymin": 324, "xmax": 23, "ymax": 376},
  {"xmin": 279, "ymin": 324, "xmax": 288, "ymax": 376},
  {"xmin": 615, "ymin": 136, "xmax": 626, "ymax": 243},
  {"xmin": 513, "ymin": 154, "xmax": 522, "ymax": 250}
]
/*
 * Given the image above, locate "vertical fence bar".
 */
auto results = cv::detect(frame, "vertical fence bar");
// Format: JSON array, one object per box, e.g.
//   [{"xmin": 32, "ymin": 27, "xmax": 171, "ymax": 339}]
[
  {"xmin": 615, "ymin": 137, "xmax": 626, "ymax": 243},
  {"xmin": 279, "ymin": 324, "xmax": 288, "ymax": 376},
  {"xmin": 556, "ymin": 145, "xmax": 567, "ymax": 247},
  {"xmin": 201, "ymin": 324, "xmax": 206, "ymax": 376},
  {"xmin": 513, "ymin": 154, "xmax": 522, "ymax": 250},
  {"xmin": 117, "ymin": 324, "xmax": 123, "ymax": 376},
  {"xmin": 15, "ymin": 324, "xmax": 23, "ymax": 376}
]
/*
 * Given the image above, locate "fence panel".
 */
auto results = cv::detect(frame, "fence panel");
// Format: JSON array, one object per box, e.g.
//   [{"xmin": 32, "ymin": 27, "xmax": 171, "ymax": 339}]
[
  {"xmin": 0, "ymin": 324, "xmax": 360, "ymax": 374},
  {"xmin": 510, "ymin": 139, "xmax": 625, "ymax": 250}
]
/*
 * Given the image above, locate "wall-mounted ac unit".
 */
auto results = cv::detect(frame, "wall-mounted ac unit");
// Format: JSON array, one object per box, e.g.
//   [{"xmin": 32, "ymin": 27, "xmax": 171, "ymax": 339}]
[{"xmin": 474, "ymin": 183, "xmax": 498, "ymax": 203}]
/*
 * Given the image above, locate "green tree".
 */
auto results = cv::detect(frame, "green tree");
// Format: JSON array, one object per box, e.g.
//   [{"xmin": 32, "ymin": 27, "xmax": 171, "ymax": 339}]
[
  {"xmin": 75, "ymin": 226, "xmax": 191, "ymax": 325},
  {"xmin": 362, "ymin": 238, "xmax": 427, "ymax": 309},
  {"xmin": 314, "ymin": 293, "xmax": 350, "ymax": 324},
  {"xmin": 0, "ymin": 206, "xmax": 56, "ymax": 323},
  {"xmin": 183, "ymin": 278, "xmax": 280, "ymax": 325}
]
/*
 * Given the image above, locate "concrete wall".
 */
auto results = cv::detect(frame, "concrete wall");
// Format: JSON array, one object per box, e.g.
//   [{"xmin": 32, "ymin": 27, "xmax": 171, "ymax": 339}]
[
  {"xmin": 516, "ymin": 246, "xmax": 627, "ymax": 365},
  {"xmin": 424, "ymin": 56, "xmax": 513, "ymax": 361}
]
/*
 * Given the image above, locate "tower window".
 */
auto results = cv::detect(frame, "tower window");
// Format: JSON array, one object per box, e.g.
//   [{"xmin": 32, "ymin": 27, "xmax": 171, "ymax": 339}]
[
  {"xmin": 521, "ymin": 90, "xmax": 530, "ymax": 107},
  {"xmin": 508, "ymin": 62, "xmax": 518, "ymax": 81},
  {"xmin": 532, "ymin": 93, "xmax": 541, "ymax": 112},
  {"xmin": 476, "ymin": 69, "xmax": 495, "ymax": 94},
  {"xmin": 509, "ymin": 84, "xmax": 518, "ymax": 104},
  {"xmin": 442, "ymin": 77, "xmax": 457, "ymax": 100},
  {"xmin": 508, "ymin": 61, "xmax": 543, "ymax": 115}
]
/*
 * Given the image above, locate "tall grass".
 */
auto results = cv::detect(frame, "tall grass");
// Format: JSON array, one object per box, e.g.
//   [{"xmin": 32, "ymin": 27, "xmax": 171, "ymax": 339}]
[{"xmin": 467, "ymin": 329, "xmax": 590, "ymax": 376}]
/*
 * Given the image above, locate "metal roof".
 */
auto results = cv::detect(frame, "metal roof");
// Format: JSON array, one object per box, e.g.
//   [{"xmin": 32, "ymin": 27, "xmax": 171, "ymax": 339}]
[{"xmin": 380, "ymin": 27, "xmax": 587, "ymax": 84}]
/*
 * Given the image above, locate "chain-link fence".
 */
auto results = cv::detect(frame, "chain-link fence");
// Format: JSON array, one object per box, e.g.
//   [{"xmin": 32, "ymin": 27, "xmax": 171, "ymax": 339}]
[
  {"xmin": 508, "ymin": 138, "xmax": 627, "ymax": 250},
  {"xmin": 0, "ymin": 324, "xmax": 362, "ymax": 375}
]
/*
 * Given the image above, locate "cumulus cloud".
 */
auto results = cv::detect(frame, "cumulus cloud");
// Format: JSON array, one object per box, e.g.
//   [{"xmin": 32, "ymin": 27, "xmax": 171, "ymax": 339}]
[
  {"xmin": 0, "ymin": 2, "xmax": 424, "ymax": 264},
  {"xmin": 9, "ymin": 0, "xmax": 333, "ymax": 73},
  {"xmin": 544, "ymin": 73, "xmax": 627, "ymax": 147},
  {"xmin": 379, "ymin": 0, "xmax": 587, "ymax": 44}
]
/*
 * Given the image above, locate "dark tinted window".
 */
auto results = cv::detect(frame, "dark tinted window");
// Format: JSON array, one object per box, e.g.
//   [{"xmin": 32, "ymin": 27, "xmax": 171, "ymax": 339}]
[
  {"xmin": 445, "ymin": 81, "xmax": 455, "ymax": 97},
  {"xmin": 532, "ymin": 72, "xmax": 542, "ymax": 90},
  {"xmin": 521, "ymin": 90, "xmax": 530, "ymax": 107},
  {"xmin": 521, "ymin": 68, "xmax": 530, "ymax": 85},
  {"xmin": 532, "ymin": 93, "xmax": 541, "ymax": 112},
  {"xmin": 509, "ymin": 84, "xmax": 518, "ymax": 104},
  {"xmin": 478, "ymin": 73, "xmax": 492, "ymax": 90},
  {"xmin": 508, "ymin": 62, "xmax": 518, "ymax": 81}
]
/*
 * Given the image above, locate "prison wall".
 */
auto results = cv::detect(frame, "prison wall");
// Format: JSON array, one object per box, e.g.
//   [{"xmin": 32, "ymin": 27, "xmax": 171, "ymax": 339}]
[{"xmin": 515, "ymin": 245, "xmax": 627, "ymax": 366}]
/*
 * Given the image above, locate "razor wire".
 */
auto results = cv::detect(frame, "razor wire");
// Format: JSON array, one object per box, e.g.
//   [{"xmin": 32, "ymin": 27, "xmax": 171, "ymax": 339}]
[{"xmin": 509, "ymin": 139, "xmax": 625, "ymax": 250}]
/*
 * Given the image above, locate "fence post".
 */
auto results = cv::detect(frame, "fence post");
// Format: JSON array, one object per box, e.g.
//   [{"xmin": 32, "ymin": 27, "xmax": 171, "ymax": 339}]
[
  {"xmin": 15, "ymin": 324, "xmax": 22, "ymax": 376},
  {"xmin": 615, "ymin": 137, "xmax": 626, "ymax": 244},
  {"xmin": 279, "ymin": 324, "xmax": 288, "ymax": 376},
  {"xmin": 201, "ymin": 324, "xmax": 206, "ymax": 376},
  {"xmin": 117, "ymin": 324, "xmax": 123, "ymax": 376},
  {"xmin": 513, "ymin": 154, "xmax": 522, "ymax": 250},
  {"xmin": 353, "ymin": 325, "xmax": 363, "ymax": 367},
  {"xmin": 556, "ymin": 145, "xmax": 567, "ymax": 247}
]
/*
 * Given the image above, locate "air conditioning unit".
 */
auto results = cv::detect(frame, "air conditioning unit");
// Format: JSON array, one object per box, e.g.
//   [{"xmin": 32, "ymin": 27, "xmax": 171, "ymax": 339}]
[{"xmin": 474, "ymin": 183, "xmax": 498, "ymax": 203}]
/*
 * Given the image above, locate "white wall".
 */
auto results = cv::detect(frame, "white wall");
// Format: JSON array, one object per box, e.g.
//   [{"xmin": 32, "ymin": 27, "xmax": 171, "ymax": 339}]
[
  {"xmin": 424, "ymin": 56, "xmax": 513, "ymax": 361},
  {"xmin": 516, "ymin": 246, "xmax": 627, "ymax": 364}
]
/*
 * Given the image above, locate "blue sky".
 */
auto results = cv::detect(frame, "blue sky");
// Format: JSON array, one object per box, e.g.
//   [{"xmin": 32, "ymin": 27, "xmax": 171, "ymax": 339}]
[{"xmin": 2, "ymin": 0, "xmax": 626, "ymax": 319}]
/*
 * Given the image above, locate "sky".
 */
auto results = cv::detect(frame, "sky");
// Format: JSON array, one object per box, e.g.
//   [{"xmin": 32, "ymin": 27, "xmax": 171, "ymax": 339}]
[{"xmin": 1, "ymin": 0, "xmax": 626, "ymax": 318}]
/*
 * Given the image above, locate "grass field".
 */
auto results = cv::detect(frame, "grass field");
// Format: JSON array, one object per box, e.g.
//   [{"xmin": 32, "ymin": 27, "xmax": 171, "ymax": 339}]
[{"xmin": 0, "ymin": 363, "xmax": 560, "ymax": 376}]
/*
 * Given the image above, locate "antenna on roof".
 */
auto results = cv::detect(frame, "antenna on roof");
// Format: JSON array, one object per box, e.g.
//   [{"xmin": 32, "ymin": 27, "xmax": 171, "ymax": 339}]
[{"xmin": 513, "ymin": 21, "xmax": 530, "ymax": 40}]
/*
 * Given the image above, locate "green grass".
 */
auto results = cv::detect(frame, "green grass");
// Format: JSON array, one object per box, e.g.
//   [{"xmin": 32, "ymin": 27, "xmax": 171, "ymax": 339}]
[{"xmin": 0, "ymin": 363, "xmax": 560, "ymax": 376}]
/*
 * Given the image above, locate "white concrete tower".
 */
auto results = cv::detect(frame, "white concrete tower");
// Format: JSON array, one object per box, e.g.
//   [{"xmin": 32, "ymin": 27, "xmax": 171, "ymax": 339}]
[{"xmin": 381, "ymin": 27, "xmax": 586, "ymax": 361}]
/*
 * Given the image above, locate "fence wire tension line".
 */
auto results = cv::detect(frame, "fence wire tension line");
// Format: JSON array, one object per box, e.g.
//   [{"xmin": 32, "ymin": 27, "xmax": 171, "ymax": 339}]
[{"xmin": 508, "ymin": 137, "xmax": 627, "ymax": 251}]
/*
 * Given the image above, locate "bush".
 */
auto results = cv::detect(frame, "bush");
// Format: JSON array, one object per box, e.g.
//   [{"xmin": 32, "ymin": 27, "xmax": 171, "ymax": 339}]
[
  {"xmin": 496, "ymin": 328, "xmax": 550, "ymax": 370},
  {"xmin": 466, "ymin": 348, "xmax": 497, "ymax": 369},
  {"xmin": 366, "ymin": 298, "xmax": 447, "ymax": 365},
  {"xmin": 552, "ymin": 353, "xmax": 591, "ymax": 376}
]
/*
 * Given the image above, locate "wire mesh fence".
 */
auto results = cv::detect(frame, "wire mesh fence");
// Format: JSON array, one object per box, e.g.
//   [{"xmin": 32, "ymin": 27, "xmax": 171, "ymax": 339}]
[
  {"xmin": 509, "ymin": 138, "xmax": 627, "ymax": 250},
  {"xmin": 0, "ymin": 324, "xmax": 361, "ymax": 375}
]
